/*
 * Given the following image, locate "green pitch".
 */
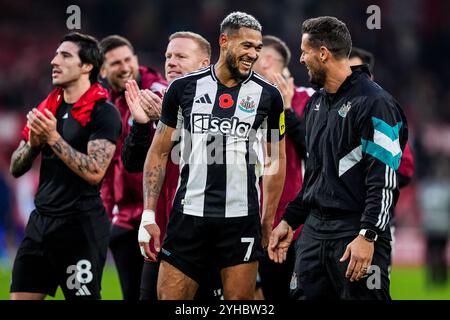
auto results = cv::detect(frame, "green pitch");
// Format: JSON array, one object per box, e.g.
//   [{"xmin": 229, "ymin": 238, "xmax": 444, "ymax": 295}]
[
  {"xmin": 0, "ymin": 263, "xmax": 122, "ymax": 300},
  {"xmin": 1, "ymin": 264, "xmax": 449, "ymax": 300},
  {"xmin": 389, "ymin": 267, "xmax": 450, "ymax": 300}
]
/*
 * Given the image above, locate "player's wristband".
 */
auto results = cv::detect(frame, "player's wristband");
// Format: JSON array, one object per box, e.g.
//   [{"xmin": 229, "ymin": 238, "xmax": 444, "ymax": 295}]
[
  {"xmin": 138, "ymin": 209, "xmax": 156, "ymax": 250},
  {"xmin": 141, "ymin": 209, "xmax": 156, "ymax": 226}
]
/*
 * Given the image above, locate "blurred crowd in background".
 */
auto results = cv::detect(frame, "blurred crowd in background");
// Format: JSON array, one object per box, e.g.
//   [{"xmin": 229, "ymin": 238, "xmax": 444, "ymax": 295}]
[{"xmin": 0, "ymin": 0, "xmax": 449, "ymax": 285}]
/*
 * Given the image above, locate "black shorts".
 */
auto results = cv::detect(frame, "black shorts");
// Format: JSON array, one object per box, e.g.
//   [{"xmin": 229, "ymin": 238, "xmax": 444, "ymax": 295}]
[
  {"xmin": 140, "ymin": 260, "xmax": 223, "ymax": 301},
  {"xmin": 11, "ymin": 207, "xmax": 110, "ymax": 299},
  {"xmin": 160, "ymin": 211, "xmax": 263, "ymax": 283}
]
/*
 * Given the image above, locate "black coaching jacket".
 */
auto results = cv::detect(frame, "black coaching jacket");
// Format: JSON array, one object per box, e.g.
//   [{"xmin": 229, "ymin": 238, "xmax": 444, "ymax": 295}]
[{"xmin": 283, "ymin": 65, "xmax": 408, "ymax": 238}]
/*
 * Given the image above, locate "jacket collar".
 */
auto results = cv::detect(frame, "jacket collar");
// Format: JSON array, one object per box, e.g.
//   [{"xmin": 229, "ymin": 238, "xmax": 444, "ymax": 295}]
[{"xmin": 319, "ymin": 64, "xmax": 372, "ymax": 99}]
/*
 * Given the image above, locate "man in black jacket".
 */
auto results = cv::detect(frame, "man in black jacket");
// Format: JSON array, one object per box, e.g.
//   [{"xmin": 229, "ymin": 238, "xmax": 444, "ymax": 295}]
[{"xmin": 268, "ymin": 16, "xmax": 408, "ymax": 300}]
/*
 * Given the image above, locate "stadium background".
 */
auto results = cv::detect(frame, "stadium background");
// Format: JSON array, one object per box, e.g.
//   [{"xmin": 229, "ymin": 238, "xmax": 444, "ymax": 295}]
[{"xmin": 0, "ymin": 0, "xmax": 449, "ymax": 299}]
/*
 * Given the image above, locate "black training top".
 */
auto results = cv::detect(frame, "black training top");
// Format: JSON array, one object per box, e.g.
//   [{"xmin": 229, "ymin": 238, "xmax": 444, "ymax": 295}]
[
  {"xmin": 283, "ymin": 65, "xmax": 408, "ymax": 238},
  {"xmin": 34, "ymin": 100, "xmax": 122, "ymax": 216}
]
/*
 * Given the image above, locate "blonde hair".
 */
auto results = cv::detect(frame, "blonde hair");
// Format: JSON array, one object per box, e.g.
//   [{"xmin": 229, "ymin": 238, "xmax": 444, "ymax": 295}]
[{"xmin": 168, "ymin": 31, "xmax": 211, "ymax": 58}]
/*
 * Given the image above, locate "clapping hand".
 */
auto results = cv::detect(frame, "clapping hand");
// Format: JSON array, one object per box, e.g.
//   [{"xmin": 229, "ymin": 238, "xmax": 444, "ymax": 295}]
[
  {"xmin": 125, "ymin": 80, "xmax": 162, "ymax": 124},
  {"xmin": 269, "ymin": 73, "xmax": 295, "ymax": 110}
]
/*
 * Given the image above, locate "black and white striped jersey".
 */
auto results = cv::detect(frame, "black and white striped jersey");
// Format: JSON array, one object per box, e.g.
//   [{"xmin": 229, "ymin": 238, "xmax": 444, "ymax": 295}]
[{"xmin": 160, "ymin": 65, "xmax": 285, "ymax": 218}]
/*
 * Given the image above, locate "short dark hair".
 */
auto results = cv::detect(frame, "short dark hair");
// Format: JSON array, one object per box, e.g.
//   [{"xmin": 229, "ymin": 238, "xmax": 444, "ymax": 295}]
[
  {"xmin": 99, "ymin": 35, "xmax": 134, "ymax": 56},
  {"xmin": 220, "ymin": 11, "xmax": 262, "ymax": 35},
  {"xmin": 302, "ymin": 16, "xmax": 352, "ymax": 59},
  {"xmin": 350, "ymin": 47, "xmax": 375, "ymax": 74},
  {"xmin": 61, "ymin": 32, "xmax": 102, "ymax": 84},
  {"xmin": 169, "ymin": 31, "xmax": 211, "ymax": 58},
  {"xmin": 263, "ymin": 35, "xmax": 291, "ymax": 67}
]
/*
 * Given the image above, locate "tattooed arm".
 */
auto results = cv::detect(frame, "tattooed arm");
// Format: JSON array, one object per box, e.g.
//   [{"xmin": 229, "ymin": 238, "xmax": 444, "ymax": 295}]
[
  {"xmin": 50, "ymin": 137, "xmax": 116, "ymax": 185},
  {"xmin": 27, "ymin": 108, "xmax": 116, "ymax": 185},
  {"xmin": 143, "ymin": 121, "xmax": 177, "ymax": 211},
  {"xmin": 10, "ymin": 111, "xmax": 46, "ymax": 178},
  {"xmin": 138, "ymin": 121, "xmax": 177, "ymax": 260},
  {"xmin": 10, "ymin": 140, "xmax": 41, "ymax": 178}
]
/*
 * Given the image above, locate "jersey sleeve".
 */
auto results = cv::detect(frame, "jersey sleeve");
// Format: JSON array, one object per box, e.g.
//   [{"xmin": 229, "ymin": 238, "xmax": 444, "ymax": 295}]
[
  {"xmin": 266, "ymin": 88, "xmax": 286, "ymax": 142},
  {"xmin": 88, "ymin": 101, "xmax": 122, "ymax": 144},
  {"xmin": 159, "ymin": 79, "xmax": 184, "ymax": 128},
  {"xmin": 358, "ymin": 95, "xmax": 408, "ymax": 234}
]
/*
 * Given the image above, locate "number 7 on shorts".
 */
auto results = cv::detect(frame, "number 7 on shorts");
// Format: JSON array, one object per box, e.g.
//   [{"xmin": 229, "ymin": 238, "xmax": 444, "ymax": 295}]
[{"xmin": 241, "ymin": 237, "xmax": 254, "ymax": 261}]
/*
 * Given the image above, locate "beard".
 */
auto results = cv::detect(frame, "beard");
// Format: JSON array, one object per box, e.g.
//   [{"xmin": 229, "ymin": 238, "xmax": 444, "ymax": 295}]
[
  {"xmin": 112, "ymin": 71, "xmax": 135, "ymax": 91},
  {"xmin": 225, "ymin": 51, "xmax": 250, "ymax": 81},
  {"xmin": 308, "ymin": 66, "xmax": 326, "ymax": 89}
]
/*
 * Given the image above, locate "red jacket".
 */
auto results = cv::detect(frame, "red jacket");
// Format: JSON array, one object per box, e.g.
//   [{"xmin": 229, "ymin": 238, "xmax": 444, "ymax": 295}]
[
  {"xmin": 398, "ymin": 142, "xmax": 414, "ymax": 187},
  {"xmin": 274, "ymin": 87, "xmax": 313, "ymax": 240},
  {"xmin": 101, "ymin": 66, "xmax": 167, "ymax": 229}
]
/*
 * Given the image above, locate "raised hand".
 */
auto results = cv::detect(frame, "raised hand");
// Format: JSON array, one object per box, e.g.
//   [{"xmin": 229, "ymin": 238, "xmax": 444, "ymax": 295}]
[
  {"xmin": 270, "ymin": 73, "xmax": 295, "ymax": 110},
  {"xmin": 125, "ymin": 80, "xmax": 150, "ymax": 124},
  {"xmin": 139, "ymin": 89, "xmax": 162, "ymax": 121},
  {"xmin": 27, "ymin": 108, "xmax": 60, "ymax": 146},
  {"xmin": 125, "ymin": 80, "xmax": 162, "ymax": 124},
  {"xmin": 26, "ymin": 111, "xmax": 45, "ymax": 148}
]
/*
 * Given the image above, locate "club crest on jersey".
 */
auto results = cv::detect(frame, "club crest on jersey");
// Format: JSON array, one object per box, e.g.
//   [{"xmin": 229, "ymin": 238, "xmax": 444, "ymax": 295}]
[
  {"xmin": 192, "ymin": 113, "xmax": 251, "ymax": 138},
  {"xmin": 219, "ymin": 93, "xmax": 234, "ymax": 109},
  {"xmin": 238, "ymin": 96, "xmax": 256, "ymax": 113},
  {"xmin": 338, "ymin": 101, "xmax": 352, "ymax": 118},
  {"xmin": 290, "ymin": 272, "xmax": 298, "ymax": 290}
]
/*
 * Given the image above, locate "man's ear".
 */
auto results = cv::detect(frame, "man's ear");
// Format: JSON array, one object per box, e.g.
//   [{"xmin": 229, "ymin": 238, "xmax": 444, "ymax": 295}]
[
  {"xmin": 319, "ymin": 46, "xmax": 330, "ymax": 63},
  {"xmin": 82, "ymin": 63, "xmax": 93, "ymax": 74},
  {"xmin": 133, "ymin": 54, "xmax": 139, "ymax": 66},
  {"xmin": 219, "ymin": 33, "xmax": 228, "ymax": 49},
  {"xmin": 200, "ymin": 58, "xmax": 210, "ymax": 68},
  {"xmin": 100, "ymin": 64, "xmax": 107, "ymax": 78}
]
